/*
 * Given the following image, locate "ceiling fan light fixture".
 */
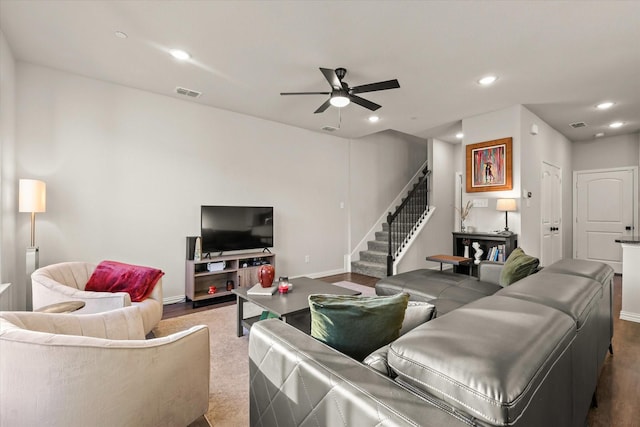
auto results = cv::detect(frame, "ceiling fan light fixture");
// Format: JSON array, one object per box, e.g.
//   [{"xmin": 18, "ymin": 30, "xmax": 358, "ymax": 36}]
[{"xmin": 330, "ymin": 93, "xmax": 350, "ymax": 108}]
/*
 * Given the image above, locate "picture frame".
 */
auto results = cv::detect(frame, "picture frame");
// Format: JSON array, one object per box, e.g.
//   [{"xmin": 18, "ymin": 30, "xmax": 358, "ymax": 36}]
[{"xmin": 465, "ymin": 137, "xmax": 513, "ymax": 193}]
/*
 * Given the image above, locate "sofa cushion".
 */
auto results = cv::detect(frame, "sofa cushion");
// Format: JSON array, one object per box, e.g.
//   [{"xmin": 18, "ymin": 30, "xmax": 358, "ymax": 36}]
[
  {"xmin": 499, "ymin": 247, "xmax": 539, "ymax": 287},
  {"xmin": 497, "ymin": 272, "xmax": 602, "ymax": 329},
  {"xmin": 388, "ymin": 295, "xmax": 575, "ymax": 426},
  {"xmin": 542, "ymin": 259, "xmax": 614, "ymax": 287},
  {"xmin": 309, "ymin": 293, "xmax": 409, "ymax": 361}
]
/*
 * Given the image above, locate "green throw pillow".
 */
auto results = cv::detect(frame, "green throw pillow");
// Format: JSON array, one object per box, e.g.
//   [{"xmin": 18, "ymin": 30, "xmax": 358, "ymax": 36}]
[
  {"xmin": 309, "ymin": 292, "xmax": 410, "ymax": 361},
  {"xmin": 499, "ymin": 247, "xmax": 540, "ymax": 287}
]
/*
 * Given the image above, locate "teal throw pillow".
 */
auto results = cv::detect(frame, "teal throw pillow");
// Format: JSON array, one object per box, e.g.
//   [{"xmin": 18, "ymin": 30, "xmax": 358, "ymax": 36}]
[
  {"xmin": 309, "ymin": 292, "xmax": 410, "ymax": 361},
  {"xmin": 499, "ymin": 247, "xmax": 540, "ymax": 287}
]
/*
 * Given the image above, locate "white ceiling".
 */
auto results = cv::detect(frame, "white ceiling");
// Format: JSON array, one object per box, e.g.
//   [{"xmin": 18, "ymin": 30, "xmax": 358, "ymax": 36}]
[{"xmin": 1, "ymin": 1, "xmax": 639, "ymax": 142}]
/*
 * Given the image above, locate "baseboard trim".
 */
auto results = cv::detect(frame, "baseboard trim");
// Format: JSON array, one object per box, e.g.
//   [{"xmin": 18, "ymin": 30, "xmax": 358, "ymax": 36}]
[
  {"xmin": 620, "ymin": 311, "xmax": 640, "ymax": 323},
  {"xmin": 163, "ymin": 295, "xmax": 187, "ymax": 305}
]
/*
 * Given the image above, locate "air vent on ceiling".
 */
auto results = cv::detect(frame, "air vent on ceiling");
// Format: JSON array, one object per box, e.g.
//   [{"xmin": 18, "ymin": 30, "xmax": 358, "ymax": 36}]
[
  {"xmin": 175, "ymin": 87, "xmax": 202, "ymax": 98},
  {"xmin": 569, "ymin": 121, "xmax": 588, "ymax": 129},
  {"xmin": 322, "ymin": 125, "xmax": 339, "ymax": 132}
]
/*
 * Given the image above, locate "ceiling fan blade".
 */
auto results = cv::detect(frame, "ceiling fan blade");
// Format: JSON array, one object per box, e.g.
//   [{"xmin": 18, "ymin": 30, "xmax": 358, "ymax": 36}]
[
  {"xmin": 280, "ymin": 91, "xmax": 331, "ymax": 95},
  {"xmin": 314, "ymin": 99, "xmax": 332, "ymax": 114},
  {"xmin": 351, "ymin": 79, "xmax": 400, "ymax": 94},
  {"xmin": 320, "ymin": 67, "xmax": 342, "ymax": 89},
  {"xmin": 350, "ymin": 95, "xmax": 381, "ymax": 111}
]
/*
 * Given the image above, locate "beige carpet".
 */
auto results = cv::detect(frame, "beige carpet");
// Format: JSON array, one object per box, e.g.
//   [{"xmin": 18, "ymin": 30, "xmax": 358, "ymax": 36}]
[
  {"xmin": 153, "ymin": 281, "xmax": 372, "ymax": 426},
  {"xmin": 153, "ymin": 304, "xmax": 249, "ymax": 427}
]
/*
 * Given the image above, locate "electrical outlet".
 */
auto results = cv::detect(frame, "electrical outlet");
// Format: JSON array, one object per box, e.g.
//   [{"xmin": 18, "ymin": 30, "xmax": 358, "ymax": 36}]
[{"xmin": 305, "ymin": 255, "xmax": 310, "ymax": 263}]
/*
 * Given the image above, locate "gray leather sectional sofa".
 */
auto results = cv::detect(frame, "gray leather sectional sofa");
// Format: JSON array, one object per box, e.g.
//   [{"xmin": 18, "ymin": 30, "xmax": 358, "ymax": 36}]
[{"xmin": 248, "ymin": 259, "xmax": 614, "ymax": 427}]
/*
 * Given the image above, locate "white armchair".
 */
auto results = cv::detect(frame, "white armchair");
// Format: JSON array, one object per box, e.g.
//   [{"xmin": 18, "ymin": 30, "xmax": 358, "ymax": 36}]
[
  {"xmin": 31, "ymin": 261, "xmax": 163, "ymax": 334},
  {"xmin": 0, "ymin": 306, "xmax": 209, "ymax": 427}
]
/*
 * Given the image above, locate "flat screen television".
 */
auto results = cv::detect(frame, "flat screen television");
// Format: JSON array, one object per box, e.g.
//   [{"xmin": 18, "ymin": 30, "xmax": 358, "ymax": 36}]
[{"xmin": 201, "ymin": 206, "xmax": 273, "ymax": 253}]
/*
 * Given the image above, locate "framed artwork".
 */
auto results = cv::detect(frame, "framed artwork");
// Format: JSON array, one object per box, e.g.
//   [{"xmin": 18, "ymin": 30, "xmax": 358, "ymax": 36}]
[{"xmin": 466, "ymin": 137, "xmax": 512, "ymax": 193}]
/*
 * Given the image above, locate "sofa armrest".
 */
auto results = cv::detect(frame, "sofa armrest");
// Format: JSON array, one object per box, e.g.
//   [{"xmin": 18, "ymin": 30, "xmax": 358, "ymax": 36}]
[
  {"xmin": 32, "ymin": 274, "xmax": 131, "ymax": 313},
  {"xmin": 0, "ymin": 306, "xmax": 145, "ymax": 340},
  {"xmin": 248, "ymin": 319, "xmax": 469, "ymax": 427},
  {"xmin": 478, "ymin": 261, "xmax": 504, "ymax": 285},
  {"xmin": 0, "ymin": 323, "xmax": 210, "ymax": 427}
]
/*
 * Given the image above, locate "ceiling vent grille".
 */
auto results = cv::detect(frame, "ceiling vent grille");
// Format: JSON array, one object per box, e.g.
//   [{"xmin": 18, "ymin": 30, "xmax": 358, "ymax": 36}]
[
  {"xmin": 175, "ymin": 87, "xmax": 202, "ymax": 98},
  {"xmin": 569, "ymin": 121, "xmax": 587, "ymax": 129},
  {"xmin": 322, "ymin": 125, "xmax": 338, "ymax": 132}
]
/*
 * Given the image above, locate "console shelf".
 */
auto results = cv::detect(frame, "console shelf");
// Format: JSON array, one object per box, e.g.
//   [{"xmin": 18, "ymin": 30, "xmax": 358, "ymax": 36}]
[{"xmin": 185, "ymin": 251, "xmax": 275, "ymax": 308}]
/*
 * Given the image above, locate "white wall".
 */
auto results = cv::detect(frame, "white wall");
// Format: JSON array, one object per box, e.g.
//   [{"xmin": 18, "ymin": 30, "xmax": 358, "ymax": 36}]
[
  {"xmin": 349, "ymin": 130, "xmax": 427, "ymax": 251},
  {"xmin": 460, "ymin": 105, "xmax": 572, "ymax": 259},
  {"xmin": 15, "ymin": 63, "xmax": 356, "ymax": 303},
  {"xmin": 397, "ymin": 138, "xmax": 456, "ymax": 272},
  {"xmin": 11, "ymin": 63, "xmax": 429, "ymax": 304},
  {"xmin": 0, "ymin": 30, "xmax": 18, "ymax": 308},
  {"xmin": 572, "ymin": 134, "xmax": 640, "ymax": 171},
  {"xmin": 520, "ymin": 106, "xmax": 572, "ymax": 259},
  {"xmin": 461, "ymin": 106, "xmax": 522, "ymax": 235}
]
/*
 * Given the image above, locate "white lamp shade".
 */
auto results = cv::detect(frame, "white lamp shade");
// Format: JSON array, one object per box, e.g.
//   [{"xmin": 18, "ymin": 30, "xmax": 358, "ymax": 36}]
[
  {"xmin": 19, "ymin": 179, "xmax": 46, "ymax": 213},
  {"xmin": 496, "ymin": 198, "xmax": 516, "ymax": 212}
]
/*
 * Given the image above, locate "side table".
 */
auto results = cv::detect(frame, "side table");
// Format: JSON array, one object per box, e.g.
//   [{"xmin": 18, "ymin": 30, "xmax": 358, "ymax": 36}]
[{"xmin": 425, "ymin": 254, "xmax": 473, "ymax": 276}]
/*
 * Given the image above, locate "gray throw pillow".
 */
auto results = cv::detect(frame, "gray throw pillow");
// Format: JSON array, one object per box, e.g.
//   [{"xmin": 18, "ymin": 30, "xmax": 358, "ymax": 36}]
[
  {"xmin": 364, "ymin": 301, "xmax": 436, "ymax": 376},
  {"xmin": 309, "ymin": 292, "xmax": 409, "ymax": 361},
  {"xmin": 499, "ymin": 247, "xmax": 540, "ymax": 287}
]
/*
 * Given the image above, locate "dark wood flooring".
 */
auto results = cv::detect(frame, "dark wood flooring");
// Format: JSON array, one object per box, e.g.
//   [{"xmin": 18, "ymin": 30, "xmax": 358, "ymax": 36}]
[{"xmin": 162, "ymin": 273, "xmax": 639, "ymax": 426}]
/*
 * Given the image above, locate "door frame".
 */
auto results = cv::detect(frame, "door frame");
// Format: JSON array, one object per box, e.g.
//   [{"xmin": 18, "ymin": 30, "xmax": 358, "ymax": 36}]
[{"xmin": 572, "ymin": 166, "xmax": 638, "ymax": 259}]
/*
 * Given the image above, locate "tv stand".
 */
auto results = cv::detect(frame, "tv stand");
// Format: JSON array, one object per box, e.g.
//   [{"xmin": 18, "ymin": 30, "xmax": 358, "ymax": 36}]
[
  {"xmin": 262, "ymin": 247, "xmax": 272, "ymax": 254},
  {"xmin": 185, "ymin": 251, "xmax": 276, "ymax": 308}
]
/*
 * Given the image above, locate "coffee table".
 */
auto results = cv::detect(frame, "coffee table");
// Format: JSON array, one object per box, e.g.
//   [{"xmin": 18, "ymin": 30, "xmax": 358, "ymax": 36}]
[{"xmin": 232, "ymin": 276, "xmax": 361, "ymax": 337}]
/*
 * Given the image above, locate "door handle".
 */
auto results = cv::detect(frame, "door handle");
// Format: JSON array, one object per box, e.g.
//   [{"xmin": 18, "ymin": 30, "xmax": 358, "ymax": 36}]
[{"xmin": 625, "ymin": 226, "xmax": 634, "ymax": 231}]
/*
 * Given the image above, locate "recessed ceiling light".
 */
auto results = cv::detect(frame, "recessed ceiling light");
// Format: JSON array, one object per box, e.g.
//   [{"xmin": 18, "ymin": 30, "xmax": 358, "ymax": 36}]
[
  {"xmin": 456, "ymin": 132, "xmax": 464, "ymax": 139},
  {"xmin": 114, "ymin": 31, "xmax": 128, "ymax": 39},
  {"xmin": 478, "ymin": 75, "xmax": 498, "ymax": 86},
  {"xmin": 368, "ymin": 115, "xmax": 380, "ymax": 123},
  {"xmin": 169, "ymin": 49, "xmax": 191, "ymax": 61},
  {"xmin": 594, "ymin": 132, "xmax": 605, "ymax": 138},
  {"xmin": 596, "ymin": 101, "xmax": 614, "ymax": 110},
  {"xmin": 609, "ymin": 121, "xmax": 624, "ymax": 128}
]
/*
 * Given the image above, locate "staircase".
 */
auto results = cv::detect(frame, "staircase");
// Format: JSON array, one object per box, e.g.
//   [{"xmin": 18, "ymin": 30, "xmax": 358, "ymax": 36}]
[{"xmin": 351, "ymin": 168, "xmax": 431, "ymax": 279}]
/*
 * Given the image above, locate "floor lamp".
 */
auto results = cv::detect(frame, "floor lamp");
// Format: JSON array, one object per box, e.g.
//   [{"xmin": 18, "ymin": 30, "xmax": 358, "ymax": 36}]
[
  {"xmin": 19, "ymin": 179, "xmax": 46, "ymax": 311},
  {"xmin": 496, "ymin": 198, "xmax": 516, "ymax": 235}
]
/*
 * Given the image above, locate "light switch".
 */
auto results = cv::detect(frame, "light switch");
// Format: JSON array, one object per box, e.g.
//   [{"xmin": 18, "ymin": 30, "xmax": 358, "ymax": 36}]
[{"xmin": 472, "ymin": 198, "xmax": 489, "ymax": 208}]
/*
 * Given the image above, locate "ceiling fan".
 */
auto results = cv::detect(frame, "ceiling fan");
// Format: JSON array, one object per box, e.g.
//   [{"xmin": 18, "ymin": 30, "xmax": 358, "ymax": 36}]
[{"xmin": 280, "ymin": 67, "xmax": 400, "ymax": 114}]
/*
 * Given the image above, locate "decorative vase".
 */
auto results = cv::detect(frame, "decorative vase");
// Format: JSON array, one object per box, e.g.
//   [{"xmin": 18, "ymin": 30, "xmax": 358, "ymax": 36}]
[
  {"xmin": 463, "ymin": 245, "xmax": 470, "ymax": 258},
  {"xmin": 257, "ymin": 264, "xmax": 275, "ymax": 288}
]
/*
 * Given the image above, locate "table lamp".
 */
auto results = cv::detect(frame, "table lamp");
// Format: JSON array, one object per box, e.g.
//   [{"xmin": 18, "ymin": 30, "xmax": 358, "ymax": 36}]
[{"xmin": 496, "ymin": 198, "xmax": 516, "ymax": 234}]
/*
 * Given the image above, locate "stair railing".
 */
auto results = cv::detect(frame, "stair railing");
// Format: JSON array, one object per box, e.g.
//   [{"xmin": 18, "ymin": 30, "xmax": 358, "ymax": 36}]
[{"xmin": 386, "ymin": 168, "xmax": 431, "ymax": 276}]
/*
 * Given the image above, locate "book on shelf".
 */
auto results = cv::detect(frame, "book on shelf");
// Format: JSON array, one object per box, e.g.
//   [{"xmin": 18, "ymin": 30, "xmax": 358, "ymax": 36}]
[{"xmin": 247, "ymin": 283, "xmax": 278, "ymax": 296}]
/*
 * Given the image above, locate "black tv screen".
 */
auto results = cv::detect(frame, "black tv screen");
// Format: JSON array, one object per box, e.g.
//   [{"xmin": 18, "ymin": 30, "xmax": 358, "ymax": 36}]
[{"xmin": 201, "ymin": 206, "xmax": 273, "ymax": 253}]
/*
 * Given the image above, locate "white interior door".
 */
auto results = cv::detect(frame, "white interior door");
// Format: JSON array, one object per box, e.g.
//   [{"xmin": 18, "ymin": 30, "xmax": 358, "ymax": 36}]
[
  {"xmin": 541, "ymin": 162, "xmax": 562, "ymax": 266},
  {"xmin": 574, "ymin": 168, "xmax": 637, "ymax": 273}
]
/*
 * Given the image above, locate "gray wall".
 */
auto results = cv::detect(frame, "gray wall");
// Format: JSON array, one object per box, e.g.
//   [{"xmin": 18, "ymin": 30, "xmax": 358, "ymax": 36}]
[
  {"xmin": 572, "ymin": 134, "xmax": 640, "ymax": 171},
  {"xmin": 349, "ymin": 130, "xmax": 428, "ymax": 254},
  {"xmin": 0, "ymin": 30, "xmax": 17, "ymax": 308},
  {"xmin": 397, "ymin": 138, "xmax": 455, "ymax": 272},
  {"xmin": 5, "ymin": 62, "xmax": 427, "ymax": 307}
]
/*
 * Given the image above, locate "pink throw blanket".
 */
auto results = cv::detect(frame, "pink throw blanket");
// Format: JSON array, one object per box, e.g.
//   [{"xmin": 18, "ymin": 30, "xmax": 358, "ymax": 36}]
[{"xmin": 85, "ymin": 261, "xmax": 163, "ymax": 302}]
